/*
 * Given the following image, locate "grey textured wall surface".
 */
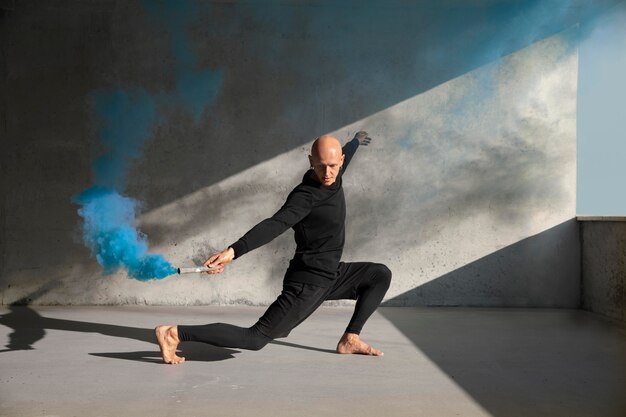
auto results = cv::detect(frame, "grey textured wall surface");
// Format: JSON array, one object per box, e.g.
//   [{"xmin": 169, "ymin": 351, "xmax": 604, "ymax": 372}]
[
  {"xmin": 2, "ymin": 0, "xmax": 605, "ymax": 306},
  {"xmin": 581, "ymin": 220, "xmax": 626, "ymax": 322}
]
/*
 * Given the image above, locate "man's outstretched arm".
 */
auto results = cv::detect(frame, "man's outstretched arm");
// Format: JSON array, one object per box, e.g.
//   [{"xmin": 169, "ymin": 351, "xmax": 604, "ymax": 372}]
[
  {"xmin": 341, "ymin": 131, "xmax": 371, "ymax": 174},
  {"xmin": 204, "ymin": 188, "xmax": 313, "ymax": 273}
]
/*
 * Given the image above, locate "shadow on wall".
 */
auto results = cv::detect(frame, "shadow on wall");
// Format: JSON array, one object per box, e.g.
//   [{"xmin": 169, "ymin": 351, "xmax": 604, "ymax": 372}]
[
  {"xmin": 382, "ymin": 219, "xmax": 580, "ymax": 307},
  {"xmin": 3, "ymin": 0, "xmax": 620, "ymax": 216},
  {"xmin": 119, "ymin": 0, "xmax": 620, "ymax": 210},
  {"xmin": 1, "ymin": 0, "xmax": 619, "ymax": 300}
]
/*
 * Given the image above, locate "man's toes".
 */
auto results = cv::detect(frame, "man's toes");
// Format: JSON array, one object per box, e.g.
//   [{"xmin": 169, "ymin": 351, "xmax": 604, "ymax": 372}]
[
  {"xmin": 371, "ymin": 348, "xmax": 384, "ymax": 356},
  {"xmin": 165, "ymin": 355, "xmax": 185, "ymax": 365},
  {"xmin": 363, "ymin": 343, "xmax": 383, "ymax": 356}
]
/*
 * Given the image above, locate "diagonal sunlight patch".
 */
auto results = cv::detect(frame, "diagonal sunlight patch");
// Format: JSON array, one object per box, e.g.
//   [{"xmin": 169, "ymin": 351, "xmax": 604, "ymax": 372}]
[{"xmin": 136, "ymin": 30, "xmax": 577, "ymax": 307}]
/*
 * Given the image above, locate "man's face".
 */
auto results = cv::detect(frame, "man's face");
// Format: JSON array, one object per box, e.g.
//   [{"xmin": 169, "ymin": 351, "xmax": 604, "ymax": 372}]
[{"xmin": 309, "ymin": 150, "xmax": 345, "ymax": 187}]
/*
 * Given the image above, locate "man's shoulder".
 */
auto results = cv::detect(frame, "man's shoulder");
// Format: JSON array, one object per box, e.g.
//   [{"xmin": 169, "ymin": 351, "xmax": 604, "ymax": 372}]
[
  {"xmin": 297, "ymin": 169, "xmax": 319, "ymax": 190},
  {"xmin": 301, "ymin": 169, "xmax": 315, "ymax": 183},
  {"xmin": 287, "ymin": 171, "xmax": 316, "ymax": 195}
]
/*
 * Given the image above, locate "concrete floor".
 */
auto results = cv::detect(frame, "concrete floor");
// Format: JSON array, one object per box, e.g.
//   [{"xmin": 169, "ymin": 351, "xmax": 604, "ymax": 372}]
[{"xmin": 0, "ymin": 306, "xmax": 625, "ymax": 417}]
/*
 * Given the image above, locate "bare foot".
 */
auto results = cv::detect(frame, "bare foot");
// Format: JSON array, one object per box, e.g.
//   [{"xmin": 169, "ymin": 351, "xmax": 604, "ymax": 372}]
[
  {"xmin": 155, "ymin": 325, "xmax": 185, "ymax": 364},
  {"xmin": 336, "ymin": 332, "xmax": 384, "ymax": 356}
]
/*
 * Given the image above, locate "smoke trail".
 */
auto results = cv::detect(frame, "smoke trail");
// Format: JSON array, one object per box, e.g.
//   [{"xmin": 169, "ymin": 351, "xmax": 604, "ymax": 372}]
[
  {"xmin": 92, "ymin": 89, "xmax": 156, "ymax": 191},
  {"xmin": 73, "ymin": 89, "xmax": 176, "ymax": 280},
  {"xmin": 143, "ymin": 0, "xmax": 222, "ymax": 123},
  {"xmin": 74, "ymin": 0, "xmax": 222, "ymax": 280}
]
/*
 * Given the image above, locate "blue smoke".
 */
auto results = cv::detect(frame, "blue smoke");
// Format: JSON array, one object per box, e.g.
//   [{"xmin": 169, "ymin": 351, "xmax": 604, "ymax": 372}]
[
  {"xmin": 144, "ymin": 0, "xmax": 223, "ymax": 123},
  {"xmin": 74, "ymin": 89, "xmax": 176, "ymax": 280},
  {"xmin": 73, "ymin": 187, "xmax": 176, "ymax": 280},
  {"xmin": 74, "ymin": 0, "xmax": 223, "ymax": 280},
  {"xmin": 92, "ymin": 89, "xmax": 157, "ymax": 190}
]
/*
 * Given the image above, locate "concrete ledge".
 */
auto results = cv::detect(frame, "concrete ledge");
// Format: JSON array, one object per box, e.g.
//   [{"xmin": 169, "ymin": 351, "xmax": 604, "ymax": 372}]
[{"xmin": 577, "ymin": 216, "xmax": 626, "ymax": 221}]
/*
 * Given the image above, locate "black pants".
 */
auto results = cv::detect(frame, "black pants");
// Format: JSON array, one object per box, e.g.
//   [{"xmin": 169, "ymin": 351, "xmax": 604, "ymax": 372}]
[{"xmin": 178, "ymin": 261, "xmax": 392, "ymax": 351}]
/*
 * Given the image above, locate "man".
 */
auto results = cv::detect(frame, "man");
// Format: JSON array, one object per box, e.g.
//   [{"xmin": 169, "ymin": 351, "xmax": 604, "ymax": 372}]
[{"xmin": 156, "ymin": 132, "xmax": 392, "ymax": 364}]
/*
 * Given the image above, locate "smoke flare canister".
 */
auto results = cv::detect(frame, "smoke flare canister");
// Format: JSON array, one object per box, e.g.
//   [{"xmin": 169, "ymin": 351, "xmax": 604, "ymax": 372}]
[{"xmin": 177, "ymin": 266, "xmax": 217, "ymax": 274}]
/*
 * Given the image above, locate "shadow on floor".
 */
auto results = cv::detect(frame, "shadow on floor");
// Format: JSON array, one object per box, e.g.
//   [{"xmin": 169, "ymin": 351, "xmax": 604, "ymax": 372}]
[
  {"xmin": 89, "ymin": 341, "xmax": 240, "ymax": 364},
  {"xmin": 0, "ymin": 304, "xmax": 238, "ymax": 362},
  {"xmin": 376, "ymin": 219, "xmax": 626, "ymax": 416},
  {"xmin": 0, "ymin": 304, "xmax": 156, "ymax": 349},
  {"xmin": 0, "ymin": 303, "xmax": 337, "ymax": 362},
  {"xmin": 379, "ymin": 306, "xmax": 626, "ymax": 417},
  {"xmin": 269, "ymin": 340, "xmax": 336, "ymax": 355}
]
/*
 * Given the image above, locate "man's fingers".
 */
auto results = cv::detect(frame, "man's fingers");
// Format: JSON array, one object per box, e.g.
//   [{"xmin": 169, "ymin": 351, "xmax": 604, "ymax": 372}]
[
  {"xmin": 205, "ymin": 254, "xmax": 219, "ymax": 268},
  {"xmin": 208, "ymin": 266, "xmax": 224, "ymax": 274},
  {"xmin": 204, "ymin": 248, "xmax": 232, "ymax": 272},
  {"xmin": 355, "ymin": 131, "xmax": 371, "ymax": 145}
]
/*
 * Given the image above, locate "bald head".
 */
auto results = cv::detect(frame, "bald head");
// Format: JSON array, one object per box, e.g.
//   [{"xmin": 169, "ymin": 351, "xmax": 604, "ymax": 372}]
[
  {"xmin": 311, "ymin": 135, "xmax": 342, "ymax": 160},
  {"xmin": 309, "ymin": 135, "xmax": 345, "ymax": 187}
]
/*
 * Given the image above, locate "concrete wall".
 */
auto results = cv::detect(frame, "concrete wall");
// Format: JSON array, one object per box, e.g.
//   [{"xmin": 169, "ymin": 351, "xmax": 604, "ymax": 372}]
[
  {"xmin": 2, "ymin": 0, "xmax": 610, "ymax": 306},
  {"xmin": 580, "ymin": 219, "xmax": 626, "ymax": 322}
]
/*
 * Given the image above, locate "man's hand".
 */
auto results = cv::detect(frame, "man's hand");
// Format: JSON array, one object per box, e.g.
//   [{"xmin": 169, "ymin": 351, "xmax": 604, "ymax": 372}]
[
  {"xmin": 203, "ymin": 247, "xmax": 235, "ymax": 274},
  {"xmin": 355, "ymin": 131, "xmax": 372, "ymax": 146}
]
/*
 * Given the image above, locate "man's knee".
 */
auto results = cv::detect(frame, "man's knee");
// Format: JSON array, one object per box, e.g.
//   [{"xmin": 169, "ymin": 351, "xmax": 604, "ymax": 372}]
[{"xmin": 373, "ymin": 263, "xmax": 392, "ymax": 288}]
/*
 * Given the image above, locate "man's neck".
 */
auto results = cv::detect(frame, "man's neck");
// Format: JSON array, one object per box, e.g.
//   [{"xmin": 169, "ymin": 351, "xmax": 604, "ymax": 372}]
[{"xmin": 309, "ymin": 171, "xmax": 334, "ymax": 188}]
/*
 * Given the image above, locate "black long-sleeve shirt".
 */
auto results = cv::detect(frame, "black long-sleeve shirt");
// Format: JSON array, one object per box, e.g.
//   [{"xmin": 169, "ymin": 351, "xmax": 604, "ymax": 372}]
[{"xmin": 229, "ymin": 138, "xmax": 360, "ymax": 287}]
